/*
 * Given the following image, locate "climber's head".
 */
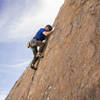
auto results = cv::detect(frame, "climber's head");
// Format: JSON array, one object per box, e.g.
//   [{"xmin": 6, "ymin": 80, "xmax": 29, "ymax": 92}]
[{"xmin": 45, "ymin": 25, "xmax": 52, "ymax": 31}]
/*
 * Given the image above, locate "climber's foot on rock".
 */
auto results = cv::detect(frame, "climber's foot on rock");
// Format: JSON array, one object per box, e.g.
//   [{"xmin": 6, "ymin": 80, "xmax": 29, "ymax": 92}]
[
  {"xmin": 31, "ymin": 64, "xmax": 37, "ymax": 70},
  {"xmin": 36, "ymin": 53, "xmax": 44, "ymax": 58}
]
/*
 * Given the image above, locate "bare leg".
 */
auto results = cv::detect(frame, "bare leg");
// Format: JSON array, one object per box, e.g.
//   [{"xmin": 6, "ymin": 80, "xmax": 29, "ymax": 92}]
[
  {"xmin": 32, "ymin": 47, "xmax": 37, "ymax": 57},
  {"xmin": 39, "ymin": 43, "xmax": 45, "ymax": 53},
  {"xmin": 31, "ymin": 47, "xmax": 38, "ymax": 68}
]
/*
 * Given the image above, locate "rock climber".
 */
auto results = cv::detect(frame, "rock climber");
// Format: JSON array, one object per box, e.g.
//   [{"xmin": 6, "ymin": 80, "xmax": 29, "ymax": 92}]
[{"xmin": 27, "ymin": 25, "xmax": 55, "ymax": 58}]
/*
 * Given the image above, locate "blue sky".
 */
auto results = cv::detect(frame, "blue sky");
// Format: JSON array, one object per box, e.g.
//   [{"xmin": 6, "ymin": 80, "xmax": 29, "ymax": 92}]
[{"xmin": 0, "ymin": 0, "xmax": 64, "ymax": 99}]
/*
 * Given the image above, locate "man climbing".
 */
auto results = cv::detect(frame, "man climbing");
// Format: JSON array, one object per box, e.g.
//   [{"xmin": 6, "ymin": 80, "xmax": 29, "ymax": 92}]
[{"xmin": 27, "ymin": 25, "xmax": 54, "ymax": 70}]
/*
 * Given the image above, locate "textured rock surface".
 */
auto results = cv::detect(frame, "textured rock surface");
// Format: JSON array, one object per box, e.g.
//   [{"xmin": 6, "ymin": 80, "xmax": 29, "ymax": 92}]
[{"xmin": 6, "ymin": 0, "xmax": 100, "ymax": 100}]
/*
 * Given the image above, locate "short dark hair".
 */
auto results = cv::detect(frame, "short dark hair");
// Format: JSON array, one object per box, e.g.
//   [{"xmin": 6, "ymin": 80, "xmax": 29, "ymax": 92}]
[{"xmin": 46, "ymin": 25, "xmax": 52, "ymax": 31}]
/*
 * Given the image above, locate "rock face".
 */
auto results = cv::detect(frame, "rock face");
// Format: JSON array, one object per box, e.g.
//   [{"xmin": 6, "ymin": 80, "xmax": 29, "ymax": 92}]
[{"xmin": 6, "ymin": 0, "xmax": 100, "ymax": 100}]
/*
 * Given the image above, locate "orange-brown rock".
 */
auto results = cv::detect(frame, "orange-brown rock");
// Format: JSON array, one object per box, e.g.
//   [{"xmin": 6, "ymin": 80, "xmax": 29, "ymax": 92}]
[{"xmin": 6, "ymin": 0, "xmax": 100, "ymax": 100}]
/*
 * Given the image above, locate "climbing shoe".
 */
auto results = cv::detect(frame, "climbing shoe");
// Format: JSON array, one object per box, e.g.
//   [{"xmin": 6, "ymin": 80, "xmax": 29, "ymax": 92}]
[
  {"xmin": 36, "ymin": 52, "xmax": 44, "ymax": 58},
  {"xmin": 31, "ymin": 64, "xmax": 37, "ymax": 70}
]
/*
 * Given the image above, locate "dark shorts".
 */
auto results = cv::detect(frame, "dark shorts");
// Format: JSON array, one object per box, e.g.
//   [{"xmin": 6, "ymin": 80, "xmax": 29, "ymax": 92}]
[{"xmin": 30, "ymin": 39, "xmax": 43, "ymax": 47}]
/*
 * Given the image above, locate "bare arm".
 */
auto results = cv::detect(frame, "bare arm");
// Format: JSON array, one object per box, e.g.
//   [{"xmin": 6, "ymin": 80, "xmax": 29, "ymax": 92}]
[
  {"xmin": 43, "ymin": 31, "xmax": 52, "ymax": 36},
  {"xmin": 43, "ymin": 27, "xmax": 55, "ymax": 36}
]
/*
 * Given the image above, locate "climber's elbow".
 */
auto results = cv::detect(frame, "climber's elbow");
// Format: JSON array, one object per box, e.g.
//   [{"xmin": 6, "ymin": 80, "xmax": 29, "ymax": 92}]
[{"xmin": 43, "ymin": 31, "xmax": 51, "ymax": 36}]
